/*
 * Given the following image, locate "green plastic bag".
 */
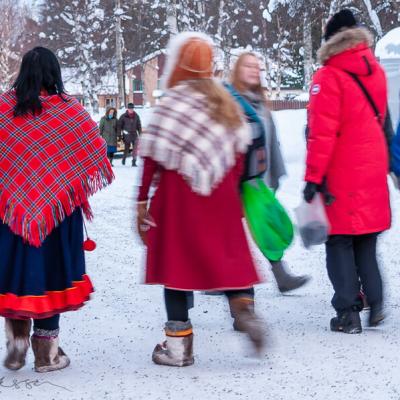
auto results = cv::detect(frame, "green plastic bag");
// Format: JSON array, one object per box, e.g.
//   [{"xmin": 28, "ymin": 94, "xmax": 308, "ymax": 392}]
[{"xmin": 241, "ymin": 178, "xmax": 294, "ymax": 262}]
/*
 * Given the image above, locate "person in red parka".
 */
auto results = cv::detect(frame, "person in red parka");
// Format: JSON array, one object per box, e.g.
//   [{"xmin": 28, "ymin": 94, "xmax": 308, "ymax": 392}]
[{"xmin": 303, "ymin": 10, "xmax": 390, "ymax": 334}]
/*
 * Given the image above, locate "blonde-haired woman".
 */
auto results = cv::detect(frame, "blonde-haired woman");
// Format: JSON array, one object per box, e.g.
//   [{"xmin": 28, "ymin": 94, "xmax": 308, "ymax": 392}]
[
  {"xmin": 136, "ymin": 33, "xmax": 265, "ymax": 367},
  {"xmin": 227, "ymin": 52, "xmax": 310, "ymax": 295}
]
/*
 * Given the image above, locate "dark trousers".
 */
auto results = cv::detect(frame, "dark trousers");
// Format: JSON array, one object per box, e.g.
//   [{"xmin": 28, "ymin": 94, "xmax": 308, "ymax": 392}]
[
  {"xmin": 326, "ymin": 233, "xmax": 383, "ymax": 312},
  {"xmin": 122, "ymin": 134, "xmax": 137, "ymax": 162},
  {"xmin": 164, "ymin": 288, "xmax": 255, "ymax": 322},
  {"xmin": 107, "ymin": 152, "xmax": 114, "ymax": 162},
  {"xmin": 33, "ymin": 314, "xmax": 60, "ymax": 331}
]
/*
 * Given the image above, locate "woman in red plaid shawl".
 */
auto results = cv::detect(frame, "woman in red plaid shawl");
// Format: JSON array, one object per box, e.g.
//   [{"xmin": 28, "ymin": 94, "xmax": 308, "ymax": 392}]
[
  {"xmin": 0, "ymin": 47, "xmax": 113, "ymax": 372},
  {"xmin": 136, "ymin": 32, "xmax": 265, "ymax": 367}
]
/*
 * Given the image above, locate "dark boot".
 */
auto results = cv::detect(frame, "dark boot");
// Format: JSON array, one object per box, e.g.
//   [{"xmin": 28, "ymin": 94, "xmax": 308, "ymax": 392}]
[
  {"xmin": 132, "ymin": 159, "xmax": 137, "ymax": 167},
  {"xmin": 369, "ymin": 304, "xmax": 384, "ymax": 327},
  {"xmin": 122, "ymin": 158, "xmax": 126, "ymax": 165},
  {"xmin": 228, "ymin": 297, "xmax": 266, "ymax": 353},
  {"xmin": 31, "ymin": 329, "xmax": 70, "ymax": 373},
  {"xmin": 271, "ymin": 260, "xmax": 310, "ymax": 293},
  {"xmin": 330, "ymin": 310, "xmax": 362, "ymax": 334},
  {"xmin": 4, "ymin": 319, "xmax": 31, "ymax": 371},
  {"xmin": 152, "ymin": 320, "xmax": 194, "ymax": 367}
]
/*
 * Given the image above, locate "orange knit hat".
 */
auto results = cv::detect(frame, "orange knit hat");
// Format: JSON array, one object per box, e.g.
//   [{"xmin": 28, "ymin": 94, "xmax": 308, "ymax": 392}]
[{"xmin": 167, "ymin": 38, "xmax": 214, "ymax": 89}]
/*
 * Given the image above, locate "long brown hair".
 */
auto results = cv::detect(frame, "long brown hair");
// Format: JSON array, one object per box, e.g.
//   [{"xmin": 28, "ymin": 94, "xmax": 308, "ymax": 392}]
[
  {"xmin": 188, "ymin": 79, "xmax": 243, "ymax": 129},
  {"xmin": 105, "ymin": 107, "xmax": 117, "ymax": 119},
  {"xmin": 231, "ymin": 52, "xmax": 267, "ymax": 102}
]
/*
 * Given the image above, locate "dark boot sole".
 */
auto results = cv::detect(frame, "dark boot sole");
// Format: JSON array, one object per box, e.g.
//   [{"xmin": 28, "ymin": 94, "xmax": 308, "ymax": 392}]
[
  {"xmin": 278, "ymin": 276, "xmax": 311, "ymax": 293},
  {"xmin": 369, "ymin": 316, "xmax": 384, "ymax": 327},
  {"xmin": 330, "ymin": 325, "xmax": 362, "ymax": 334}
]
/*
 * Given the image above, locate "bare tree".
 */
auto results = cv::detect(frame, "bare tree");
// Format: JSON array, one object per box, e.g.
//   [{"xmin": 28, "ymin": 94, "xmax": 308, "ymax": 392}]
[{"xmin": 0, "ymin": 0, "xmax": 30, "ymax": 92}]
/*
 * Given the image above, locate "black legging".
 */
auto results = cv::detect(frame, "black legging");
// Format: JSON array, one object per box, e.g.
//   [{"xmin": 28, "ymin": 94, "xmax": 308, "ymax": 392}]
[
  {"xmin": 164, "ymin": 288, "xmax": 255, "ymax": 322},
  {"xmin": 33, "ymin": 314, "xmax": 60, "ymax": 331}
]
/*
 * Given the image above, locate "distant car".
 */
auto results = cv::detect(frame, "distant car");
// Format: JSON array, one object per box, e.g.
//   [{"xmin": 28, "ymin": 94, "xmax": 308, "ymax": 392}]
[{"xmin": 284, "ymin": 93, "xmax": 297, "ymax": 100}]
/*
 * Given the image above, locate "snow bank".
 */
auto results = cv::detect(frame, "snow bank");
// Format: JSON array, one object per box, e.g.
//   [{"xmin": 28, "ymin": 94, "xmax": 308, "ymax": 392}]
[{"xmin": 376, "ymin": 27, "xmax": 400, "ymax": 60}]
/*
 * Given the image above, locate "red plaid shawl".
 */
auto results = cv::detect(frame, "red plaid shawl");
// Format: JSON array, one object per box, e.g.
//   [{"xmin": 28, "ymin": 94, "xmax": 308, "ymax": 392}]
[{"xmin": 0, "ymin": 91, "xmax": 114, "ymax": 247}]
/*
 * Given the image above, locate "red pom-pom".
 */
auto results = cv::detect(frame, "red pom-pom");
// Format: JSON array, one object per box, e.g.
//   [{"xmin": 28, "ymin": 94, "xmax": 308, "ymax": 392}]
[{"xmin": 83, "ymin": 238, "xmax": 97, "ymax": 251}]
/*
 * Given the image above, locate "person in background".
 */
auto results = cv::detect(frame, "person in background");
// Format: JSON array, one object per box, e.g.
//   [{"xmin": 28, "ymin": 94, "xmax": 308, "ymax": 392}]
[
  {"xmin": 136, "ymin": 32, "xmax": 265, "ymax": 367},
  {"xmin": 304, "ymin": 10, "xmax": 390, "ymax": 334},
  {"xmin": 118, "ymin": 102, "xmax": 142, "ymax": 167},
  {"xmin": 0, "ymin": 47, "xmax": 114, "ymax": 372},
  {"xmin": 99, "ymin": 107, "xmax": 118, "ymax": 166},
  {"xmin": 228, "ymin": 52, "xmax": 310, "ymax": 294}
]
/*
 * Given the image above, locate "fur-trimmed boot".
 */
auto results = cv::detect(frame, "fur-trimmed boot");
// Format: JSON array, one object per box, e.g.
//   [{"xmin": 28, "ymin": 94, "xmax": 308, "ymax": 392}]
[
  {"xmin": 228, "ymin": 297, "xmax": 266, "ymax": 354},
  {"xmin": 271, "ymin": 260, "xmax": 310, "ymax": 293},
  {"xmin": 4, "ymin": 319, "xmax": 32, "ymax": 371},
  {"xmin": 152, "ymin": 320, "xmax": 194, "ymax": 367},
  {"xmin": 31, "ymin": 329, "xmax": 70, "ymax": 373}
]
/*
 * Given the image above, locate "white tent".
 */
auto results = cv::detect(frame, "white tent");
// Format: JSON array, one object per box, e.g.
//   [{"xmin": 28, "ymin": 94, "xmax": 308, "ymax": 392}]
[{"xmin": 375, "ymin": 27, "xmax": 400, "ymax": 127}]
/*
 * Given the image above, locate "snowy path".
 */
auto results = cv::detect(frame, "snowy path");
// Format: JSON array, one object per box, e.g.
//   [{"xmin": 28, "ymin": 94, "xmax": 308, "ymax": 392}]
[{"xmin": 2, "ymin": 110, "xmax": 400, "ymax": 400}]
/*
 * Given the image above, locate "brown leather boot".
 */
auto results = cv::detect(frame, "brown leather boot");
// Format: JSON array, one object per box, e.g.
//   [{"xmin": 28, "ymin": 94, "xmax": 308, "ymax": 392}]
[
  {"xmin": 4, "ymin": 319, "xmax": 31, "ymax": 370},
  {"xmin": 152, "ymin": 320, "xmax": 194, "ymax": 367},
  {"xmin": 228, "ymin": 297, "xmax": 266, "ymax": 354},
  {"xmin": 31, "ymin": 330, "xmax": 70, "ymax": 373}
]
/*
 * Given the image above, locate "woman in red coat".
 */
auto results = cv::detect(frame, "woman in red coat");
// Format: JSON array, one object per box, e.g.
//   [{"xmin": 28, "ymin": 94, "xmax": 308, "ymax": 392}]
[
  {"xmin": 304, "ymin": 10, "xmax": 390, "ymax": 334},
  {"xmin": 136, "ymin": 32, "xmax": 265, "ymax": 366}
]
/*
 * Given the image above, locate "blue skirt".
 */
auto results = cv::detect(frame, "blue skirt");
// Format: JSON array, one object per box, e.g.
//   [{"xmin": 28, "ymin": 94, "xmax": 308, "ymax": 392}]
[
  {"xmin": 0, "ymin": 208, "xmax": 93, "ymax": 319},
  {"xmin": 107, "ymin": 145, "xmax": 117, "ymax": 153}
]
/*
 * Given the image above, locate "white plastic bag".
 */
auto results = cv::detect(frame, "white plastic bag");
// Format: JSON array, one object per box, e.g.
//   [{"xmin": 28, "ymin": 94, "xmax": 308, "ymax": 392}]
[{"xmin": 294, "ymin": 194, "xmax": 330, "ymax": 248}]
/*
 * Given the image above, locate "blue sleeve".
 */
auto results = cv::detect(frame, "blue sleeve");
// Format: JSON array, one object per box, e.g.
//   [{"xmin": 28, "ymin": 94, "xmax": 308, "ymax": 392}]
[{"xmin": 391, "ymin": 122, "xmax": 400, "ymax": 176}]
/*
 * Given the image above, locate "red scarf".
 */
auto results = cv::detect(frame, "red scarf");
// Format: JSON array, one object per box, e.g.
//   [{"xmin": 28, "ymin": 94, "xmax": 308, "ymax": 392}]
[{"xmin": 0, "ymin": 91, "xmax": 114, "ymax": 247}]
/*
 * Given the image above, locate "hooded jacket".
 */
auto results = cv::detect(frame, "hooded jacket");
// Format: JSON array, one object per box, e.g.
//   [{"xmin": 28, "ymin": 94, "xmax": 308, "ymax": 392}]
[{"xmin": 305, "ymin": 27, "xmax": 390, "ymax": 235}]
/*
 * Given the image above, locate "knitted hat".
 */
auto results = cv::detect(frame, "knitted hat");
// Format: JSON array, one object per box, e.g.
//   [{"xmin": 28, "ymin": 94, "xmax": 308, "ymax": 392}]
[
  {"xmin": 324, "ymin": 9, "xmax": 357, "ymax": 41},
  {"xmin": 162, "ymin": 33, "xmax": 214, "ymax": 89}
]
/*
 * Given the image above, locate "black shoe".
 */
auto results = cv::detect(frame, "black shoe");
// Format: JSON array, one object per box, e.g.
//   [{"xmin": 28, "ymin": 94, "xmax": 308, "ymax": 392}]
[
  {"xmin": 132, "ymin": 160, "xmax": 137, "ymax": 167},
  {"xmin": 330, "ymin": 310, "xmax": 362, "ymax": 334},
  {"xmin": 122, "ymin": 158, "xmax": 126, "ymax": 165},
  {"xmin": 369, "ymin": 304, "xmax": 384, "ymax": 327}
]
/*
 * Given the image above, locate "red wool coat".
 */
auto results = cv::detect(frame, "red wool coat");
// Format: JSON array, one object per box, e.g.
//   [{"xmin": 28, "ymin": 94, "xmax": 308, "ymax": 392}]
[
  {"xmin": 305, "ymin": 29, "xmax": 391, "ymax": 235},
  {"xmin": 138, "ymin": 157, "xmax": 261, "ymax": 291}
]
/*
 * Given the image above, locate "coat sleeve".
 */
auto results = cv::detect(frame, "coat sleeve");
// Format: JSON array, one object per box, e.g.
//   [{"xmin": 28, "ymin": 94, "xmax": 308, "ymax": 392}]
[
  {"xmin": 391, "ymin": 121, "xmax": 400, "ymax": 176},
  {"xmin": 305, "ymin": 68, "xmax": 341, "ymax": 184},
  {"xmin": 118, "ymin": 115, "xmax": 124, "ymax": 136},
  {"xmin": 137, "ymin": 115, "xmax": 142, "ymax": 135},
  {"xmin": 137, "ymin": 157, "xmax": 159, "ymax": 202},
  {"xmin": 99, "ymin": 117, "xmax": 105, "ymax": 136}
]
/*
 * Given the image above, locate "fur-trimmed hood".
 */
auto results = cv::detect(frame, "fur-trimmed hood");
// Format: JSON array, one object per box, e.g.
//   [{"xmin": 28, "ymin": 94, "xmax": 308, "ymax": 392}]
[{"xmin": 318, "ymin": 27, "xmax": 374, "ymax": 65}]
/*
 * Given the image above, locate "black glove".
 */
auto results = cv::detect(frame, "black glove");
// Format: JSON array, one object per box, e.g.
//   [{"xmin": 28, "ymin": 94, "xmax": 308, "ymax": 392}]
[
  {"xmin": 303, "ymin": 181, "xmax": 336, "ymax": 205},
  {"xmin": 303, "ymin": 182, "xmax": 319, "ymax": 203}
]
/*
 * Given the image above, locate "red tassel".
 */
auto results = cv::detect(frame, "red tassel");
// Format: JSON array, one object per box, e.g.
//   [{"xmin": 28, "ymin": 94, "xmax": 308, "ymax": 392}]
[
  {"xmin": 82, "ymin": 217, "xmax": 96, "ymax": 251},
  {"xmin": 83, "ymin": 238, "xmax": 97, "ymax": 252}
]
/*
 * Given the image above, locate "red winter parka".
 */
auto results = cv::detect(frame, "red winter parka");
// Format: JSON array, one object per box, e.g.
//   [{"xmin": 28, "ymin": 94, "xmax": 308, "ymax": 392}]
[{"xmin": 305, "ymin": 27, "xmax": 391, "ymax": 235}]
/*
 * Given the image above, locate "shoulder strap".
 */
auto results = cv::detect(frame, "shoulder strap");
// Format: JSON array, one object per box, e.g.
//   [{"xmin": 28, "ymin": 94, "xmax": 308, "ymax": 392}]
[
  {"xmin": 223, "ymin": 83, "xmax": 263, "ymax": 126},
  {"xmin": 346, "ymin": 72, "xmax": 382, "ymax": 124}
]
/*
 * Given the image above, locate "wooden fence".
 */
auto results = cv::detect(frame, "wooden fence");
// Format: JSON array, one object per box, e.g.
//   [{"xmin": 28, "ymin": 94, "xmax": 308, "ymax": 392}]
[{"xmin": 267, "ymin": 100, "xmax": 308, "ymax": 111}]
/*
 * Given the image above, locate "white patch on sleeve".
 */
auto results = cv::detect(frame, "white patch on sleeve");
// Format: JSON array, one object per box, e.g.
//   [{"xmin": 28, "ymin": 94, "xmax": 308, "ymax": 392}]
[{"xmin": 311, "ymin": 84, "xmax": 321, "ymax": 95}]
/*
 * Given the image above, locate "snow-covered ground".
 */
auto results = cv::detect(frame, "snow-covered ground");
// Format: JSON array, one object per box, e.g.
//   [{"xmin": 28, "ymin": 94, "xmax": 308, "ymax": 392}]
[{"xmin": 2, "ymin": 110, "xmax": 400, "ymax": 400}]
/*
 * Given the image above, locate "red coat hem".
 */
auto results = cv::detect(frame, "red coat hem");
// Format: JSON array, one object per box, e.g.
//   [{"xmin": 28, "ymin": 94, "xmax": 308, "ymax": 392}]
[
  {"xmin": 329, "ymin": 224, "xmax": 390, "ymax": 236},
  {"xmin": 144, "ymin": 280, "xmax": 263, "ymax": 291}
]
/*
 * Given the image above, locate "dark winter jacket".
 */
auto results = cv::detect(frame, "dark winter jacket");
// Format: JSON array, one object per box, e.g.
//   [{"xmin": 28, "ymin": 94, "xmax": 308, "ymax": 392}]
[
  {"xmin": 118, "ymin": 111, "xmax": 142, "ymax": 139},
  {"xmin": 305, "ymin": 27, "xmax": 390, "ymax": 235},
  {"xmin": 99, "ymin": 109, "xmax": 118, "ymax": 146}
]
